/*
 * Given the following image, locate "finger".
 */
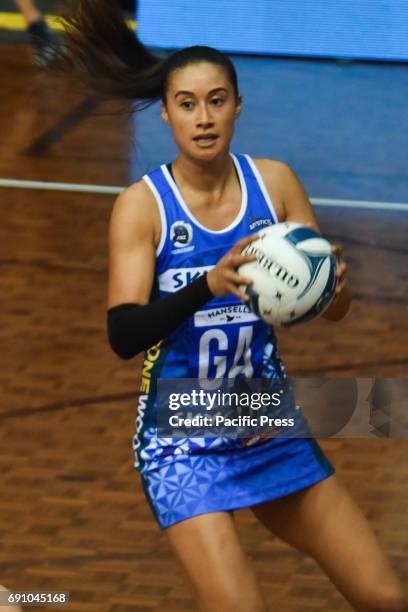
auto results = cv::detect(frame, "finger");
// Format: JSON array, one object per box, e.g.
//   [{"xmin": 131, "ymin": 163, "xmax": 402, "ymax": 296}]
[
  {"xmin": 221, "ymin": 269, "xmax": 251, "ymax": 288},
  {"xmin": 232, "ymin": 233, "xmax": 260, "ymax": 253},
  {"xmin": 226, "ymin": 253, "xmax": 258, "ymax": 268},
  {"xmin": 335, "ymin": 279, "xmax": 345, "ymax": 295},
  {"xmin": 336, "ymin": 263, "xmax": 347, "ymax": 278},
  {"xmin": 234, "ymin": 288, "xmax": 251, "ymax": 303},
  {"xmin": 227, "ymin": 271, "xmax": 254, "ymax": 286},
  {"xmin": 226, "ymin": 282, "xmax": 250, "ymax": 303}
]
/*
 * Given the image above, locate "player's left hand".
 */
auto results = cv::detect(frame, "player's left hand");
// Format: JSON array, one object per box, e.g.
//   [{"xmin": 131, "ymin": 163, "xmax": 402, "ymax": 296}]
[
  {"xmin": 331, "ymin": 243, "xmax": 347, "ymax": 300},
  {"xmin": 300, "ymin": 222, "xmax": 348, "ymax": 301}
]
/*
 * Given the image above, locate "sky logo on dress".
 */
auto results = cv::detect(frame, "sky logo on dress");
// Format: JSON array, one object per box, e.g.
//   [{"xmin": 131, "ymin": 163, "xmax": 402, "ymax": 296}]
[{"xmin": 159, "ymin": 266, "xmax": 213, "ymax": 292}]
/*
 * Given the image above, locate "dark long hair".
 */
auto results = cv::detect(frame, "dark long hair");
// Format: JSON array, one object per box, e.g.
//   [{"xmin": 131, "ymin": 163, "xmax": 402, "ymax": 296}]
[{"xmin": 62, "ymin": 0, "xmax": 239, "ymax": 106}]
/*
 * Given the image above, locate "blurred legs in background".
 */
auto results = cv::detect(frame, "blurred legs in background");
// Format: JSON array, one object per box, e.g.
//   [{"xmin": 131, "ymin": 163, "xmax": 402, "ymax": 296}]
[{"xmin": 13, "ymin": 0, "xmax": 60, "ymax": 67}]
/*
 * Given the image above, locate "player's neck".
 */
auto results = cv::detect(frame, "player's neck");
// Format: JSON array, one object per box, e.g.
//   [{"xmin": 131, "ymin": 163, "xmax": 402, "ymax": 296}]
[{"xmin": 172, "ymin": 152, "xmax": 234, "ymax": 195}]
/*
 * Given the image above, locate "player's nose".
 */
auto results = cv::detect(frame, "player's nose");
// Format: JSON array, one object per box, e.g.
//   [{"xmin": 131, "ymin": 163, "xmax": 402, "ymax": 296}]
[{"xmin": 196, "ymin": 103, "xmax": 214, "ymax": 128}]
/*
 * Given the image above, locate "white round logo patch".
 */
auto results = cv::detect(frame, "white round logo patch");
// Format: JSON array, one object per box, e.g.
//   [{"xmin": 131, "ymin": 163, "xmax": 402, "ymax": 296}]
[{"xmin": 170, "ymin": 221, "xmax": 193, "ymax": 248}]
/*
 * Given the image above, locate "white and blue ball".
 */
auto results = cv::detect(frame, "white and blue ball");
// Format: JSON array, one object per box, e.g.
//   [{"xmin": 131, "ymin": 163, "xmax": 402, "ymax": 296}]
[{"xmin": 238, "ymin": 222, "xmax": 337, "ymax": 327}]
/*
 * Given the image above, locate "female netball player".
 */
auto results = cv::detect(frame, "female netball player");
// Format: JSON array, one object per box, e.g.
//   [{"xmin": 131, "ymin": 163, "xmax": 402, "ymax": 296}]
[{"xmin": 63, "ymin": 3, "xmax": 406, "ymax": 610}]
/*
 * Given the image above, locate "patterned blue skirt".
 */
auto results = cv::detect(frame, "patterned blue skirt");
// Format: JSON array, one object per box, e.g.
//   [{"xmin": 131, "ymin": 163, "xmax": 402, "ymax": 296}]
[{"xmin": 139, "ymin": 436, "xmax": 335, "ymax": 529}]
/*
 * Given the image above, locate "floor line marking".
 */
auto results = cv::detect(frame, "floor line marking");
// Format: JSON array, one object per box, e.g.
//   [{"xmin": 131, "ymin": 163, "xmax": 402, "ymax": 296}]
[
  {"xmin": 1, "ymin": 178, "xmax": 407, "ymax": 210},
  {"xmin": 312, "ymin": 197, "xmax": 408, "ymax": 211},
  {"xmin": 0, "ymin": 12, "xmax": 136, "ymax": 32},
  {"xmin": 0, "ymin": 178, "xmax": 123, "ymax": 194}
]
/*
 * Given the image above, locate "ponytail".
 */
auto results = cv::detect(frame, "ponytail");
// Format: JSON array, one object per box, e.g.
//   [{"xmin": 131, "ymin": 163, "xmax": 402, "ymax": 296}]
[
  {"xmin": 61, "ymin": 1, "xmax": 239, "ymax": 106},
  {"xmin": 62, "ymin": 0, "xmax": 164, "ymax": 105}
]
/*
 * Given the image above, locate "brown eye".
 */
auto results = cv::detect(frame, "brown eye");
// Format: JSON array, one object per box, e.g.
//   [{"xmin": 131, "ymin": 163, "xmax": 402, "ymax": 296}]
[
  {"xmin": 181, "ymin": 100, "xmax": 194, "ymax": 109},
  {"xmin": 211, "ymin": 98, "xmax": 224, "ymax": 106}
]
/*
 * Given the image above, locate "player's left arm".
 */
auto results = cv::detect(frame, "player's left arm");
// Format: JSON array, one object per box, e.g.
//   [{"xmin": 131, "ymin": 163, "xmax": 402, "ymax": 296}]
[{"xmin": 259, "ymin": 159, "xmax": 351, "ymax": 321}]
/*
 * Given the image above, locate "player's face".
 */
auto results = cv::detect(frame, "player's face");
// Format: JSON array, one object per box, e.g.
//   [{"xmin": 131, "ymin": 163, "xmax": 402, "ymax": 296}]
[{"xmin": 162, "ymin": 62, "xmax": 241, "ymax": 161}]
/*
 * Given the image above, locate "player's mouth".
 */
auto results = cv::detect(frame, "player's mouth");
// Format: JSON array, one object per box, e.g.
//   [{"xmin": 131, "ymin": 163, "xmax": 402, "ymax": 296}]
[{"xmin": 193, "ymin": 133, "xmax": 219, "ymax": 147}]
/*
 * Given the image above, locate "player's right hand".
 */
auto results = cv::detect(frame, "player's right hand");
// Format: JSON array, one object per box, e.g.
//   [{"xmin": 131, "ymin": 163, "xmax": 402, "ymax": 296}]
[{"xmin": 206, "ymin": 234, "xmax": 259, "ymax": 302}]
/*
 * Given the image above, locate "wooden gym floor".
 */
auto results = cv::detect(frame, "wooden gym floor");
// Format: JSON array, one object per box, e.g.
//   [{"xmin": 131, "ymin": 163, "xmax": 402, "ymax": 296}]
[{"xmin": 0, "ymin": 42, "xmax": 407, "ymax": 611}]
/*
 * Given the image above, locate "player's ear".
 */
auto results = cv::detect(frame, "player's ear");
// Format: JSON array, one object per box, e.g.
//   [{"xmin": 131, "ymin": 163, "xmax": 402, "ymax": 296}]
[
  {"xmin": 235, "ymin": 95, "xmax": 242, "ymax": 118},
  {"xmin": 161, "ymin": 102, "xmax": 169, "ymax": 124}
]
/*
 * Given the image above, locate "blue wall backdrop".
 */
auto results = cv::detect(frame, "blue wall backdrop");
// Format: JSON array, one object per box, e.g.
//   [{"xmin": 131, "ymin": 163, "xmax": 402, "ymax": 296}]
[
  {"xmin": 130, "ymin": 57, "xmax": 408, "ymax": 203},
  {"xmin": 138, "ymin": 0, "xmax": 408, "ymax": 62}
]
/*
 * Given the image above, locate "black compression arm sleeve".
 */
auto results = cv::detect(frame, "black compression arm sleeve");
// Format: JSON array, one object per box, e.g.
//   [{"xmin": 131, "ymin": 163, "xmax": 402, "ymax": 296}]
[{"xmin": 107, "ymin": 274, "xmax": 214, "ymax": 359}]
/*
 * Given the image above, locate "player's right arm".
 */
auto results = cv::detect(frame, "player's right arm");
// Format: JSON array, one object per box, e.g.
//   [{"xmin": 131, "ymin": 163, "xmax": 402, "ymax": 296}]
[
  {"xmin": 108, "ymin": 181, "xmax": 158, "ymax": 309},
  {"xmin": 106, "ymin": 182, "xmax": 257, "ymax": 359}
]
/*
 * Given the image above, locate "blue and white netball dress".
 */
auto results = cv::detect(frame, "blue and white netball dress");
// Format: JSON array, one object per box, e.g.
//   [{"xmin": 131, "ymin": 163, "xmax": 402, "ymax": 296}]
[{"xmin": 133, "ymin": 154, "xmax": 335, "ymax": 529}]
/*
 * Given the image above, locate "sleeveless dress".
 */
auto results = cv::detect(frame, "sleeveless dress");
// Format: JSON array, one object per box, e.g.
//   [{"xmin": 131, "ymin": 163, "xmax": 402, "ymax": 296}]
[{"xmin": 133, "ymin": 153, "xmax": 335, "ymax": 529}]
